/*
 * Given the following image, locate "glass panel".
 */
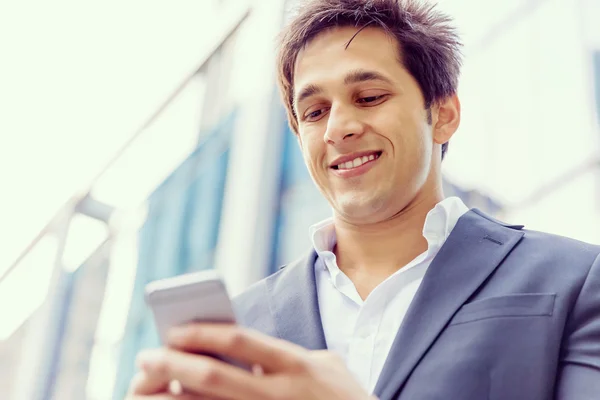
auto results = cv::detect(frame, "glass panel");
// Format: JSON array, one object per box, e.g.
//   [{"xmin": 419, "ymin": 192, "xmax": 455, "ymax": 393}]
[
  {"xmin": 51, "ymin": 255, "xmax": 109, "ymax": 400},
  {"xmin": 91, "ymin": 73, "xmax": 207, "ymax": 208},
  {"xmin": 62, "ymin": 214, "xmax": 108, "ymax": 272},
  {"xmin": 111, "ymin": 111, "xmax": 235, "ymax": 400},
  {"xmin": 272, "ymin": 126, "xmax": 330, "ymax": 271},
  {"xmin": 85, "ymin": 207, "xmax": 145, "ymax": 400},
  {"xmin": 0, "ymin": 235, "xmax": 58, "ymax": 340},
  {"xmin": 594, "ymin": 52, "xmax": 600, "ymax": 126}
]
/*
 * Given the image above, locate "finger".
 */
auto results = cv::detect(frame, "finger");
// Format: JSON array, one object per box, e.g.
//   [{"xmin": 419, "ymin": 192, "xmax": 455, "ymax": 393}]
[
  {"xmin": 127, "ymin": 395, "xmax": 199, "ymax": 400},
  {"xmin": 167, "ymin": 324, "xmax": 307, "ymax": 373},
  {"xmin": 137, "ymin": 348, "xmax": 270, "ymax": 400},
  {"xmin": 126, "ymin": 394, "xmax": 203, "ymax": 400},
  {"xmin": 128, "ymin": 371, "xmax": 170, "ymax": 395}
]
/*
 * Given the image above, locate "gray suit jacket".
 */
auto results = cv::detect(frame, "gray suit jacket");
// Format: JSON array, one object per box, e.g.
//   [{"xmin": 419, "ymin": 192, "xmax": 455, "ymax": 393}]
[{"xmin": 233, "ymin": 209, "xmax": 600, "ymax": 400}]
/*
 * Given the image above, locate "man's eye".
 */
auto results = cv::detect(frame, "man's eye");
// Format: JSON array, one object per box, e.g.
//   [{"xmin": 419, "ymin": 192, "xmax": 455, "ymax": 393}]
[
  {"xmin": 309, "ymin": 109, "xmax": 322, "ymax": 118},
  {"xmin": 357, "ymin": 95, "xmax": 386, "ymax": 104},
  {"xmin": 304, "ymin": 108, "xmax": 328, "ymax": 121}
]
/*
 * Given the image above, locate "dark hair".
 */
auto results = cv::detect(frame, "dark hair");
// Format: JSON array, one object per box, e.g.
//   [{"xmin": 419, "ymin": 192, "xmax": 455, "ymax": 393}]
[{"xmin": 277, "ymin": 0, "xmax": 462, "ymax": 159}]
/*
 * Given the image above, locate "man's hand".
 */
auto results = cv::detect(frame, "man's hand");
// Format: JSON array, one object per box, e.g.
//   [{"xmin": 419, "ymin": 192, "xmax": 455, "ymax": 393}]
[{"xmin": 127, "ymin": 323, "xmax": 375, "ymax": 400}]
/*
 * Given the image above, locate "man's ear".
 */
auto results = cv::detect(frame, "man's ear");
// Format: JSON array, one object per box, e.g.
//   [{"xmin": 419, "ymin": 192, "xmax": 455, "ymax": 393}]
[{"xmin": 432, "ymin": 94, "xmax": 460, "ymax": 145}]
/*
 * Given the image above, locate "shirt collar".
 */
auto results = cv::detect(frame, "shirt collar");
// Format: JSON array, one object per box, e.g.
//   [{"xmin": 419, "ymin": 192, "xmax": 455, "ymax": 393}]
[
  {"xmin": 309, "ymin": 196, "xmax": 469, "ymax": 258},
  {"xmin": 421, "ymin": 196, "xmax": 470, "ymax": 252},
  {"xmin": 309, "ymin": 217, "xmax": 336, "ymax": 254}
]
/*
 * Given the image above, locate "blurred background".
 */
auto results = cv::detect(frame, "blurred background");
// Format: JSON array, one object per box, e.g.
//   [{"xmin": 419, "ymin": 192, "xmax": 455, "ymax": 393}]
[{"xmin": 0, "ymin": 0, "xmax": 598, "ymax": 399}]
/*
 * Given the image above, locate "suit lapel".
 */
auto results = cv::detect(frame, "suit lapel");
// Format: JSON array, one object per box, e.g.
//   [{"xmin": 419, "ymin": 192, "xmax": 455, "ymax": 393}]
[
  {"xmin": 374, "ymin": 210, "xmax": 524, "ymax": 400},
  {"xmin": 267, "ymin": 251, "xmax": 328, "ymax": 350}
]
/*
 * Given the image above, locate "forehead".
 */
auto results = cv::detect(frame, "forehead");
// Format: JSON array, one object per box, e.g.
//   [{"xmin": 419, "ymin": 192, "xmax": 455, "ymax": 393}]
[{"xmin": 293, "ymin": 26, "xmax": 402, "ymax": 87}]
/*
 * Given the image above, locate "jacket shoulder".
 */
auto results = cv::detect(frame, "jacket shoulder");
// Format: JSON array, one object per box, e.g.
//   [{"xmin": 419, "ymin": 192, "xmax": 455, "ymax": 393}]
[
  {"xmin": 232, "ymin": 261, "xmax": 291, "ymax": 314},
  {"xmin": 232, "ymin": 273, "xmax": 274, "ymax": 330},
  {"xmin": 470, "ymin": 208, "xmax": 600, "ymax": 258},
  {"xmin": 470, "ymin": 208, "xmax": 525, "ymax": 230},
  {"xmin": 520, "ymin": 228, "xmax": 600, "ymax": 258},
  {"xmin": 232, "ymin": 252, "xmax": 312, "ymax": 332}
]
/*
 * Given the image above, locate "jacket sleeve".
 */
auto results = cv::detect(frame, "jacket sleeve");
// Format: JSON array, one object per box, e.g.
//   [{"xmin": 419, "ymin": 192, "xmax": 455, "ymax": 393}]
[{"xmin": 555, "ymin": 251, "xmax": 600, "ymax": 399}]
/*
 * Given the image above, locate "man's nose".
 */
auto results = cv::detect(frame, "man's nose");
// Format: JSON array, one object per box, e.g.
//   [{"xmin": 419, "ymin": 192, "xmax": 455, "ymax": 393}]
[{"xmin": 324, "ymin": 105, "xmax": 365, "ymax": 145}]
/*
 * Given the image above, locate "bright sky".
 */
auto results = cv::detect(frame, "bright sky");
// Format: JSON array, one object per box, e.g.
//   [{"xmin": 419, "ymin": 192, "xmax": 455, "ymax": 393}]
[{"xmin": 0, "ymin": 0, "xmax": 225, "ymax": 272}]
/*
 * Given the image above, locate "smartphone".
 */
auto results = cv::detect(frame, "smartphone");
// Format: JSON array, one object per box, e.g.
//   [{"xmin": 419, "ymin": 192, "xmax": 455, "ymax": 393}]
[{"xmin": 144, "ymin": 269, "xmax": 236, "ymax": 345}]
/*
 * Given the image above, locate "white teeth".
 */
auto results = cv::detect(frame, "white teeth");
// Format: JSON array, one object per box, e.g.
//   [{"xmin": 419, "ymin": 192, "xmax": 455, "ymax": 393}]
[{"xmin": 336, "ymin": 154, "xmax": 379, "ymax": 170}]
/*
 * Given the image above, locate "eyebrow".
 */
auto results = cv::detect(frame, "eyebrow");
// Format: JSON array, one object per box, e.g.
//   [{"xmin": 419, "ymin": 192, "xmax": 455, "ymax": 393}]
[
  {"xmin": 294, "ymin": 69, "xmax": 393, "ymax": 111},
  {"xmin": 344, "ymin": 69, "xmax": 394, "ymax": 86}
]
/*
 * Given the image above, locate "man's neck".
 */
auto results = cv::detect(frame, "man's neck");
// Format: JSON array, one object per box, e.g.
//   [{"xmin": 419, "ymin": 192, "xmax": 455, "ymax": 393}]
[{"xmin": 332, "ymin": 192, "xmax": 443, "ymax": 298}]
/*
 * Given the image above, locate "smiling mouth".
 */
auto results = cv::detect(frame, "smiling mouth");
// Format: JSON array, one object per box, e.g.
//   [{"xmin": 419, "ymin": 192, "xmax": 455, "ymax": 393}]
[{"xmin": 332, "ymin": 151, "xmax": 382, "ymax": 170}]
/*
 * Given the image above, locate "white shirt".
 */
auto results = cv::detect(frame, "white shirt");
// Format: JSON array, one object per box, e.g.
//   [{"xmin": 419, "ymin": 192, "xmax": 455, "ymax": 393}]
[{"xmin": 310, "ymin": 197, "xmax": 469, "ymax": 393}]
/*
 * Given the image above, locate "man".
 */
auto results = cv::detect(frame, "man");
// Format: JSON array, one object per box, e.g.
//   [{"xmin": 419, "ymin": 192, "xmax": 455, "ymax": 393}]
[{"xmin": 128, "ymin": 0, "xmax": 600, "ymax": 399}]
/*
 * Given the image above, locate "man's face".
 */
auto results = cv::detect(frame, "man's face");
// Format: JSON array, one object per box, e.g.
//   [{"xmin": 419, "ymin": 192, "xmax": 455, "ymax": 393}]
[{"xmin": 293, "ymin": 26, "xmax": 440, "ymax": 224}]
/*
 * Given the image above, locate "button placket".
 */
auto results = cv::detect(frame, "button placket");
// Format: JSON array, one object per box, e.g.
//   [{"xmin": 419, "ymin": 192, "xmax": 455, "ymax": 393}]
[{"xmin": 350, "ymin": 300, "xmax": 385, "ymax": 388}]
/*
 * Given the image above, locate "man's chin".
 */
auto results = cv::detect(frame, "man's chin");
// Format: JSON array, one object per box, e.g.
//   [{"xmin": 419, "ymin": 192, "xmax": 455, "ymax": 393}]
[{"xmin": 333, "ymin": 196, "xmax": 387, "ymax": 224}]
